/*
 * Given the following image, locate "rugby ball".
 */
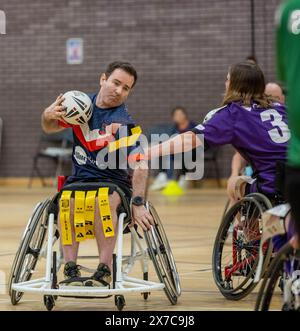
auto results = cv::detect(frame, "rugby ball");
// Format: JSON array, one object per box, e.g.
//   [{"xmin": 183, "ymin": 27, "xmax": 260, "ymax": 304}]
[{"xmin": 61, "ymin": 90, "xmax": 93, "ymax": 125}]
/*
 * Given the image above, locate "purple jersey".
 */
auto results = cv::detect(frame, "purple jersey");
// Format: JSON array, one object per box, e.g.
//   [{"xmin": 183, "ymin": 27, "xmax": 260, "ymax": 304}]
[{"xmin": 192, "ymin": 102, "xmax": 290, "ymax": 194}]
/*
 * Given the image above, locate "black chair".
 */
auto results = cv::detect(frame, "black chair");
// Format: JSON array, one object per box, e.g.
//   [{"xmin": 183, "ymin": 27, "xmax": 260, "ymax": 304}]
[{"xmin": 28, "ymin": 129, "xmax": 73, "ymax": 187}]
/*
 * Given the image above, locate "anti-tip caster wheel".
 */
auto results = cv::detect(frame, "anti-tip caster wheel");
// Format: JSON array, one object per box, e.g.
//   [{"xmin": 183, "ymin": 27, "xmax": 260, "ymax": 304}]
[
  {"xmin": 115, "ymin": 295, "xmax": 125, "ymax": 311},
  {"xmin": 142, "ymin": 292, "xmax": 150, "ymax": 300},
  {"xmin": 44, "ymin": 295, "xmax": 55, "ymax": 311},
  {"xmin": 142, "ymin": 272, "xmax": 150, "ymax": 300}
]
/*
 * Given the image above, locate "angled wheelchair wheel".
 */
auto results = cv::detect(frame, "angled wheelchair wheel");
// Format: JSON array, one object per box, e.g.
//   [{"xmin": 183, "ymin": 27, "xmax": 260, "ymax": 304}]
[
  {"xmin": 144, "ymin": 202, "xmax": 181, "ymax": 305},
  {"xmin": 221, "ymin": 199, "xmax": 230, "ymax": 222},
  {"xmin": 8, "ymin": 199, "xmax": 51, "ymax": 305},
  {"xmin": 212, "ymin": 193, "xmax": 273, "ymax": 300},
  {"xmin": 255, "ymin": 242, "xmax": 300, "ymax": 311}
]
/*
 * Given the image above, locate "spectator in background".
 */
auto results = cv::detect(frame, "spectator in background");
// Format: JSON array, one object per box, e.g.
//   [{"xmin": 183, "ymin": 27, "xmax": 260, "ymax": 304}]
[
  {"xmin": 150, "ymin": 106, "xmax": 196, "ymax": 191},
  {"xmin": 171, "ymin": 106, "xmax": 197, "ymax": 136},
  {"xmin": 265, "ymin": 82, "xmax": 285, "ymax": 104}
]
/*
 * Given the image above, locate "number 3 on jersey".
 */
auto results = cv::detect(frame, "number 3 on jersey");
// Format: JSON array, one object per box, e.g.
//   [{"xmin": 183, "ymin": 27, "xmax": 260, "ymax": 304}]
[{"xmin": 260, "ymin": 109, "xmax": 290, "ymax": 144}]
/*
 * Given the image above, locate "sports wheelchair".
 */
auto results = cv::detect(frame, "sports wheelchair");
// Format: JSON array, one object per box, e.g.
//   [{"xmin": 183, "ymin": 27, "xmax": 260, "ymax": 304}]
[
  {"xmin": 8, "ymin": 179, "xmax": 181, "ymax": 311},
  {"xmin": 255, "ymin": 205, "xmax": 300, "ymax": 311},
  {"xmin": 212, "ymin": 191, "xmax": 279, "ymax": 300}
]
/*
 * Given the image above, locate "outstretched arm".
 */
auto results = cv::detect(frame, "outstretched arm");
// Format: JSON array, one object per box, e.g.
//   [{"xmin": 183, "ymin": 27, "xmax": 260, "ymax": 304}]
[{"xmin": 146, "ymin": 131, "xmax": 202, "ymax": 160}]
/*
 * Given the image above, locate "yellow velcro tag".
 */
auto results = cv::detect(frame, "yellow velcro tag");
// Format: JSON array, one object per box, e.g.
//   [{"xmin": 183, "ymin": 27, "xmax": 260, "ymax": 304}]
[
  {"xmin": 84, "ymin": 190, "xmax": 97, "ymax": 239},
  {"xmin": 74, "ymin": 191, "xmax": 86, "ymax": 242},
  {"xmin": 108, "ymin": 126, "xmax": 142, "ymax": 152},
  {"xmin": 127, "ymin": 126, "xmax": 142, "ymax": 146},
  {"xmin": 98, "ymin": 187, "xmax": 115, "ymax": 238},
  {"xmin": 131, "ymin": 126, "xmax": 142, "ymax": 135},
  {"xmin": 60, "ymin": 191, "xmax": 73, "ymax": 245}
]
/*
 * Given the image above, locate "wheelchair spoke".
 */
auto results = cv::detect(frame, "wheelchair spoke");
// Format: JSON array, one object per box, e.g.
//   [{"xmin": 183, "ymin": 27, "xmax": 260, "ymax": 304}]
[
  {"xmin": 9, "ymin": 199, "xmax": 50, "ymax": 305},
  {"xmin": 213, "ymin": 194, "xmax": 273, "ymax": 300},
  {"xmin": 144, "ymin": 202, "xmax": 181, "ymax": 304}
]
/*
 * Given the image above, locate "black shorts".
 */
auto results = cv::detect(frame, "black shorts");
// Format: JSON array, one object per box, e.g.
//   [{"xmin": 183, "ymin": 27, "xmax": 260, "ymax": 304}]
[
  {"xmin": 59, "ymin": 179, "xmax": 132, "ymax": 222},
  {"xmin": 61, "ymin": 179, "xmax": 132, "ymax": 201}
]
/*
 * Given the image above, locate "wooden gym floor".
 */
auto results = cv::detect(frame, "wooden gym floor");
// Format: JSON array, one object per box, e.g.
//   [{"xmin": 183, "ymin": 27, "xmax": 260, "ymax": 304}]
[{"xmin": 0, "ymin": 186, "xmax": 281, "ymax": 311}]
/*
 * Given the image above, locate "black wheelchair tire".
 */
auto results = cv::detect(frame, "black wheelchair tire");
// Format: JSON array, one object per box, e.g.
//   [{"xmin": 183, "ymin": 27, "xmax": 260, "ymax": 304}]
[
  {"xmin": 144, "ymin": 202, "xmax": 181, "ymax": 305},
  {"xmin": 9, "ymin": 199, "xmax": 50, "ymax": 305}
]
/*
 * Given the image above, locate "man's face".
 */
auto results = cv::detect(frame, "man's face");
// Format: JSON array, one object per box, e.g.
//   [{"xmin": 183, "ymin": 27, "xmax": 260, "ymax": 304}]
[
  {"xmin": 173, "ymin": 109, "xmax": 187, "ymax": 125},
  {"xmin": 99, "ymin": 68, "xmax": 135, "ymax": 108},
  {"xmin": 265, "ymin": 83, "xmax": 285, "ymax": 104}
]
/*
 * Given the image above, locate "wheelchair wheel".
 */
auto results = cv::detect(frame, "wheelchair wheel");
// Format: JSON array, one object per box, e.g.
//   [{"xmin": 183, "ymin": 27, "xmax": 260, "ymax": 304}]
[
  {"xmin": 212, "ymin": 193, "xmax": 273, "ymax": 300},
  {"xmin": 255, "ymin": 242, "xmax": 300, "ymax": 311},
  {"xmin": 221, "ymin": 199, "xmax": 230, "ymax": 222},
  {"xmin": 115, "ymin": 295, "xmax": 126, "ymax": 311},
  {"xmin": 44, "ymin": 295, "xmax": 55, "ymax": 311},
  {"xmin": 8, "ymin": 199, "xmax": 50, "ymax": 305},
  {"xmin": 145, "ymin": 202, "xmax": 181, "ymax": 305}
]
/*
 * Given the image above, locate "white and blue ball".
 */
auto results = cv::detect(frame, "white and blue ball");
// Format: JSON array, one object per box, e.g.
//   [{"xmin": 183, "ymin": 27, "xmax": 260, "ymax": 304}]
[{"xmin": 62, "ymin": 90, "xmax": 93, "ymax": 125}]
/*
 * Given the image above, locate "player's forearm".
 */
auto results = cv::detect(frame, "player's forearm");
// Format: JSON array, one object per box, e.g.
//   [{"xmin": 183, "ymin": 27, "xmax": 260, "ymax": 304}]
[
  {"xmin": 231, "ymin": 152, "xmax": 247, "ymax": 176},
  {"xmin": 41, "ymin": 110, "xmax": 63, "ymax": 133},
  {"xmin": 41, "ymin": 94, "xmax": 67, "ymax": 133},
  {"xmin": 132, "ymin": 166, "xmax": 149, "ymax": 198},
  {"xmin": 147, "ymin": 131, "xmax": 202, "ymax": 159}
]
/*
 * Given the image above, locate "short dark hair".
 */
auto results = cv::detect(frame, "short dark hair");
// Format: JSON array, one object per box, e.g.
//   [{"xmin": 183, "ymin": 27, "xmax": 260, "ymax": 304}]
[
  {"xmin": 171, "ymin": 106, "xmax": 188, "ymax": 117},
  {"xmin": 105, "ymin": 61, "xmax": 138, "ymax": 87}
]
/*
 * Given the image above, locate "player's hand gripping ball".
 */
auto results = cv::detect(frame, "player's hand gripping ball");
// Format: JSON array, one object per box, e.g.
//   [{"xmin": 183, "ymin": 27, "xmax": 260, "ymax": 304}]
[{"xmin": 61, "ymin": 91, "xmax": 93, "ymax": 125}]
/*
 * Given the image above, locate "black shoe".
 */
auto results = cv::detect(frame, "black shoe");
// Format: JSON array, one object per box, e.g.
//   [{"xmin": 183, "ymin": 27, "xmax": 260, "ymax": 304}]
[
  {"xmin": 60, "ymin": 261, "xmax": 85, "ymax": 286},
  {"xmin": 84, "ymin": 263, "xmax": 112, "ymax": 287}
]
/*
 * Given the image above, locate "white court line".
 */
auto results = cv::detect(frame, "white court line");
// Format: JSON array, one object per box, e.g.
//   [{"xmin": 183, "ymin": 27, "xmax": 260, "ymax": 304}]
[{"xmin": 180, "ymin": 270, "xmax": 211, "ymax": 276}]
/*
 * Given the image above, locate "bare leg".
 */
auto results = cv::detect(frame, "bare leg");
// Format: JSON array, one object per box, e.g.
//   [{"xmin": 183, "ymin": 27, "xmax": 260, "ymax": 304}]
[
  {"xmin": 58, "ymin": 198, "xmax": 80, "ymax": 263},
  {"xmin": 94, "ymin": 191, "xmax": 121, "ymax": 269}
]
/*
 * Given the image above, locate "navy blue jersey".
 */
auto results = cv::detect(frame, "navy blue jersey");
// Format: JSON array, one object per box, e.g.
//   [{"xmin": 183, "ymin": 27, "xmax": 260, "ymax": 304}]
[{"xmin": 59, "ymin": 93, "xmax": 142, "ymax": 188}]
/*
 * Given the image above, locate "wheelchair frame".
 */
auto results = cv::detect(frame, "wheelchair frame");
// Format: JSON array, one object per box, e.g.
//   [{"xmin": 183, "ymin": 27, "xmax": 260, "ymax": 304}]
[
  {"xmin": 212, "ymin": 192, "xmax": 274, "ymax": 300},
  {"xmin": 255, "ymin": 205, "xmax": 300, "ymax": 311},
  {"xmin": 9, "ymin": 186, "xmax": 181, "ymax": 310}
]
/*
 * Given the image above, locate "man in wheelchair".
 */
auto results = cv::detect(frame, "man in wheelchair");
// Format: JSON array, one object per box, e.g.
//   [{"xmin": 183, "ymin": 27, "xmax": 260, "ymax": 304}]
[{"xmin": 41, "ymin": 61, "xmax": 153, "ymax": 287}]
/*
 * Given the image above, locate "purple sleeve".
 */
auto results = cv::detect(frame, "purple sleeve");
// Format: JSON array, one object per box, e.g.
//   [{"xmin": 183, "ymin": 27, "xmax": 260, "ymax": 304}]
[{"xmin": 191, "ymin": 105, "xmax": 235, "ymax": 147}]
